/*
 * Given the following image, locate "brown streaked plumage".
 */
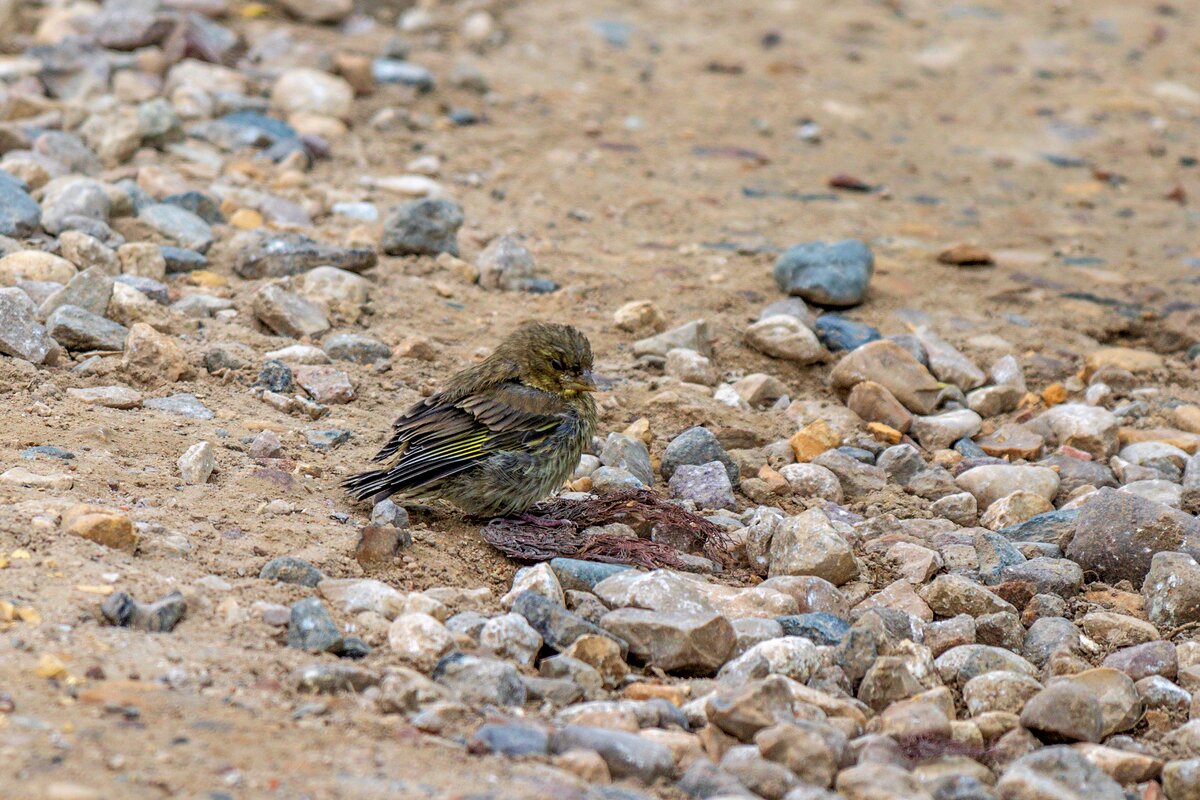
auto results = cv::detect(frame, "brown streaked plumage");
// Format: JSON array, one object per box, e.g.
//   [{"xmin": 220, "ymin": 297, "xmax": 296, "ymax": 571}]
[{"xmin": 343, "ymin": 322, "xmax": 598, "ymax": 516}]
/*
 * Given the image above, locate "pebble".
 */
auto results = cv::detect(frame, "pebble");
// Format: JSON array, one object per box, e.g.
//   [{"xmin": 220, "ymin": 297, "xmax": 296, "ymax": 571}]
[
  {"xmin": 122, "ymin": 323, "xmax": 187, "ymax": 385},
  {"xmin": 139, "ymin": 204, "xmax": 213, "ymax": 253},
  {"xmin": 632, "ymin": 319, "xmax": 713, "ymax": 358},
  {"xmin": 381, "ymin": 198, "xmax": 464, "ymax": 257},
  {"xmin": 1029, "ymin": 403, "xmax": 1120, "ymax": 460},
  {"xmin": 773, "ymin": 239, "xmax": 874, "ymax": 307},
  {"xmin": 744, "ymin": 315, "xmax": 824, "ymax": 364},
  {"xmin": 601, "ymin": 608, "xmax": 733, "ymax": 674},
  {"xmin": 477, "ymin": 234, "xmax": 547, "ymax": 292},
  {"xmin": 512, "ymin": 590, "xmax": 619, "ymax": 653},
  {"xmin": 62, "ymin": 505, "xmax": 137, "ymax": 552},
  {"xmin": 468, "ymin": 723, "xmax": 550, "ymax": 757},
  {"xmin": 996, "ymin": 746, "xmax": 1125, "ymax": 800},
  {"xmin": 954, "ymin": 464, "xmax": 1059, "ymax": 509},
  {"xmin": 480, "ymin": 613, "xmax": 543, "ymax": 667},
  {"xmin": 144, "ymin": 394, "xmax": 213, "ymax": 420},
  {"xmin": 910, "ymin": 409, "xmax": 982, "ymax": 450},
  {"xmin": 914, "ymin": 328, "xmax": 985, "ymax": 390},
  {"xmin": 1019, "ymin": 681, "xmax": 1103, "ymax": 743},
  {"xmin": 768, "ymin": 508, "xmax": 857, "ymax": 584},
  {"xmin": 68, "ymin": 386, "xmax": 142, "ymax": 410},
  {"xmin": 613, "ymin": 300, "xmax": 666, "ymax": 333},
  {"xmin": 1143, "ymin": 551, "xmax": 1200, "ymax": 628},
  {"xmin": 0, "ymin": 171, "xmax": 41, "ymax": 237},
  {"xmin": 271, "ymin": 68, "xmax": 354, "ymax": 120},
  {"xmin": 254, "ymin": 284, "xmax": 331, "ymax": 339},
  {"xmin": 177, "ymin": 441, "xmax": 215, "ymax": 485},
  {"xmin": 294, "ymin": 365, "xmax": 355, "ymax": 404},
  {"xmin": 260, "ymin": 556, "xmax": 323, "ymax": 588},
  {"xmin": 372, "ymin": 59, "xmax": 436, "ymax": 91}
]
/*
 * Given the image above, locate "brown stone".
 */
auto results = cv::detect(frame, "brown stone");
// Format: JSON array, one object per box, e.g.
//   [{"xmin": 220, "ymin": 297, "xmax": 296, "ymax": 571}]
[
  {"xmin": 847, "ymin": 381, "xmax": 913, "ymax": 432},
  {"xmin": 975, "ymin": 423, "xmax": 1044, "ymax": 459},
  {"xmin": 1118, "ymin": 427, "xmax": 1200, "ymax": 454},
  {"xmin": 355, "ymin": 526, "xmax": 408, "ymax": 566},
  {"xmin": 830, "ymin": 339, "xmax": 942, "ymax": 415},
  {"xmin": 937, "ymin": 243, "xmax": 993, "ymax": 266},
  {"xmin": 121, "ymin": 323, "xmax": 188, "ymax": 385},
  {"xmin": 63, "ymin": 504, "xmax": 138, "ymax": 554},
  {"xmin": 1084, "ymin": 346, "xmax": 1165, "ymax": 378}
]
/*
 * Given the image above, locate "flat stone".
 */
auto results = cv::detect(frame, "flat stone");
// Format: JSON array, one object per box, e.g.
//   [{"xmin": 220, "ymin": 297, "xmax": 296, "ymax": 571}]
[
  {"xmin": 294, "ymin": 365, "xmax": 354, "ymax": 405},
  {"xmin": 45, "ymin": 304, "xmax": 127, "ymax": 351},
  {"xmin": 260, "ymin": 556, "xmax": 323, "ymax": 588},
  {"xmin": 911, "ymin": 409, "xmax": 983, "ymax": 451},
  {"xmin": 975, "ymin": 423, "xmax": 1044, "ymax": 459},
  {"xmin": 661, "ymin": 427, "xmax": 738, "ymax": 484},
  {"xmin": 139, "ymin": 204, "xmax": 213, "ymax": 253},
  {"xmin": 980, "ymin": 491, "xmax": 1054, "ymax": 531},
  {"xmin": 593, "ymin": 569, "xmax": 797, "ymax": 619},
  {"xmin": 323, "ymin": 333, "xmax": 390, "ymax": 364},
  {"xmin": 815, "ymin": 314, "xmax": 880, "ymax": 352},
  {"xmin": 144, "ymin": 394, "xmax": 213, "ymax": 420},
  {"xmin": 62, "ymin": 505, "xmax": 136, "ymax": 552},
  {"xmin": 955, "ymin": 464, "xmax": 1059, "ymax": 509},
  {"xmin": 548, "ymin": 725, "xmax": 674, "ymax": 783},
  {"xmin": 633, "ymin": 319, "xmax": 713, "ymax": 358},
  {"xmin": 235, "ymin": 233, "xmax": 377, "ymax": 279}
]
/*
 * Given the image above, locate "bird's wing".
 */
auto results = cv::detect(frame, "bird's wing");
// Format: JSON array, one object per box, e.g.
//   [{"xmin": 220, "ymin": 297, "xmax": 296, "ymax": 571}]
[{"xmin": 359, "ymin": 383, "xmax": 567, "ymax": 495}]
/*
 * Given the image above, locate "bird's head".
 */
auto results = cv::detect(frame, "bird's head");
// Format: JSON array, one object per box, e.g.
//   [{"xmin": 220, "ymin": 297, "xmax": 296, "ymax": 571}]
[{"xmin": 499, "ymin": 322, "xmax": 597, "ymax": 397}]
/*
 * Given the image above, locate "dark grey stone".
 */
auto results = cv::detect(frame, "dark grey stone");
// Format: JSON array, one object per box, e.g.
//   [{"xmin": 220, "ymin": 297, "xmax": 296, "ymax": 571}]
[
  {"xmin": 260, "ymin": 556, "xmax": 323, "ymax": 587},
  {"xmin": 381, "ymin": 198, "xmax": 464, "ymax": 257},
  {"xmin": 773, "ymin": 239, "xmax": 874, "ymax": 308}
]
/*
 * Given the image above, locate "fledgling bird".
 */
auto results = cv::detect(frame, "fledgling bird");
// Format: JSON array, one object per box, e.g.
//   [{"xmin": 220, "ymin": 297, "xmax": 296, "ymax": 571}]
[{"xmin": 343, "ymin": 322, "xmax": 598, "ymax": 517}]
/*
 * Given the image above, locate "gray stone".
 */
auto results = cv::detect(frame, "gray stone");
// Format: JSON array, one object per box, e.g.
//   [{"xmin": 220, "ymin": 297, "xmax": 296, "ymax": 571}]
[
  {"xmin": 323, "ymin": 332, "xmax": 391, "ymax": 364},
  {"xmin": 254, "ymin": 284, "xmax": 331, "ymax": 339},
  {"xmin": 599, "ymin": 433, "xmax": 654, "ymax": 486},
  {"xmin": 1019, "ymin": 682, "xmax": 1104, "ymax": 743},
  {"xmin": 260, "ymin": 556, "xmax": 324, "ymax": 587},
  {"xmin": 512, "ymin": 590, "xmax": 621, "ymax": 654},
  {"xmin": 1067, "ymin": 488, "xmax": 1200, "ymax": 585},
  {"xmin": 1143, "ymin": 551, "xmax": 1200, "ymax": 628},
  {"xmin": 1022, "ymin": 617, "xmax": 1081, "ymax": 667},
  {"xmin": 432, "ymin": 653, "xmax": 526, "ymax": 706},
  {"xmin": 139, "ymin": 203, "xmax": 214, "ymax": 253},
  {"xmin": 633, "ymin": 319, "xmax": 713, "ymax": 358},
  {"xmin": 0, "ymin": 287, "xmax": 58, "ymax": 364},
  {"xmin": 550, "ymin": 558, "xmax": 632, "ymax": 592},
  {"xmin": 662, "ymin": 427, "xmax": 739, "ymax": 484},
  {"xmin": 549, "ymin": 725, "xmax": 674, "ymax": 783},
  {"xmin": 768, "ymin": 508, "xmax": 858, "ymax": 584},
  {"xmin": 668, "ymin": 461, "xmax": 737, "ymax": 510},
  {"xmin": 100, "ymin": 590, "xmax": 187, "ymax": 633},
  {"xmin": 996, "ymin": 745, "xmax": 1124, "ymax": 800},
  {"xmin": 468, "ymin": 723, "xmax": 549, "ymax": 757},
  {"xmin": 287, "ymin": 598, "xmax": 343, "ymax": 654},
  {"xmin": 38, "ymin": 266, "xmax": 113, "ymax": 319},
  {"xmin": 45, "ymin": 304, "xmax": 128, "ymax": 351},
  {"xmin": 773, "ymin": 239, "xmax": 873, "ymax": 308},
  {"xmin": 0, "ymin": 170, "xmax": 40, "ymax": 237},
  {"xmin": 235, "ymin": 232, "xmax": 378, "ymax": 279},
  {"xmin": 381, "ymin": 198, "xmax": 464, "ymax": 256},
  {"xmin": 143, "ymin": 394, "xmax": 214, "ymax": 420},
  {"xmin": 601, "ymin": 607, "xmax": 734, "ymax": 674}
]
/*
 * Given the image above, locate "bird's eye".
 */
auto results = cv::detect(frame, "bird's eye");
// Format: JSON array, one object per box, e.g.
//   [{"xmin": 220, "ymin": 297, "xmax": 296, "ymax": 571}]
[{"xmin": 550, "ymin": 358, "xmax": 566, "ymax": 371}]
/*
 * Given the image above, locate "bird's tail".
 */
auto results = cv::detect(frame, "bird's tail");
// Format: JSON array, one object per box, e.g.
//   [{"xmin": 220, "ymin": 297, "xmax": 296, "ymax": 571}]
[{"xmin": 341, "ymin": 470, "xmax": 393, "ymax": 502}]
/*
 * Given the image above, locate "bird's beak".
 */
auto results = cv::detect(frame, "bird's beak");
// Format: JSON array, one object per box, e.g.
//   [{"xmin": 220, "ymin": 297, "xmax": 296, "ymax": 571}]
[{"xmin": 565, "ymin": 371, "xmax": 599, "ymax": 393}]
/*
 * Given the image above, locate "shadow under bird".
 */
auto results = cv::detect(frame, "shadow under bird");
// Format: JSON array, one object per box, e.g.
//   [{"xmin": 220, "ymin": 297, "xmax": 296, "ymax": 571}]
[{"xmin": 343, "ymin": 322, "xmax": 599, "ymax": 517}]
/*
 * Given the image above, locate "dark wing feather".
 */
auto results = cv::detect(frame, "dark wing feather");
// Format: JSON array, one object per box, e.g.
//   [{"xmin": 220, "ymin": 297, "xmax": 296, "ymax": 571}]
[{"xmin": 343, "ymin": 382, "xmax": 567, "ymax": 501}]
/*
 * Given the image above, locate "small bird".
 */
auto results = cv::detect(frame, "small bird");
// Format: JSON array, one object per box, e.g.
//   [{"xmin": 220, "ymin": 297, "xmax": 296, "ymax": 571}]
[{"xmin": 343, "ymin": 322, "xmax": 599, "ymax": 517}]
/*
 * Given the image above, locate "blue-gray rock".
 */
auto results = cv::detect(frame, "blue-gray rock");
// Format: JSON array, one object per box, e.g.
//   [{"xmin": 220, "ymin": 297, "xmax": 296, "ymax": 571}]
[
  {"xmin": 260, "ymin": 556, "xmax": 323, "ymax": 587},
  {"xmin": 773, "ymin": 239, "xmax": 874, "ymax": 308},
  {"xmin": 974, "ymin": 531, "xmax": 1026, "ymax": 585},
  {"xmin": 161, "ymin": 191, "xmax": 224, "ymax": 225},
  {"xmin": 599, "ymin": 433, "xmax": 654, "ymax": 486},
  {"xmin": 235, "ymin": 232, "xmax": 378, "ymax": 279},
  {"xmin": 35, "ymin": 131, "xmax": 101, "ymax": 175},
  {"xmin": 143, "ymin": 393, "xmax": 214, "ymax": 420},
  {"xmin": 0, "ymin": 171, "xmax": 41, "ymax": 237},
  {"xmin": 814, "ymin": 314, "xmax": 880, "ymax": 351},
  {"xmin": 591, "ymin": 466, "xmax": 645, "ymax": 493},
  {"xmin": 136, "ymin": 98, "xmax": 181, "ymax": 145},
  {"xmin": 38, "ymin": 267, "xmax": 114, "ymax": 319},
  {"xmin": 549, "ymin": 725, "xmax": 675, "ymax": 783},
  {"xmin": 255, "ymin": 359, "xmax": 294, "ymax": 393},
  {"xmin": 21, "ymin": 445, "xmax": 74, "ymax": 460},
  {"xmin": 997, "ymin": 509, "xmax": 1080, "ymax": 545},
  {"xmin": 468, "ymin": 723, "xmax": 550, "ymax": 756},
  {"xmin": 306, "ymin": 429, "xmax": 352, "ymax": 451},
  {"xmin": 339, "ymin": 637, "xmax": 371, "ymax": 659},
  {"xmin": 1000, "ymin": 558, "xmax": 1084, "ymax": 598},
  {"xmin": 160, "ymin": 246, "xmax": 208, "ymax": 273},
  {"xmin": 372, "ymin": 60, "xmax": 435, "ymax": 91},
  {"xmin": 661, "ymin": 426, "xmax": 739, "ymax": 485},
  {"xmin": 432, "ymin": 653, "xmax": 526, "ymax": 706},
  {"xmin": 677, "ymin": 759, "xmax": 753, "ymax": 799},
  {"xmin": 220, "ymin": 111, "xmax": 297, "ymax": 143},
  {"xmin": 759, "ymin": 296, "xmax": 815, "ymax": 327},
  {"xmin": 41, "ymin": 180, "xmax": 111, "ymax": 234},
  {"xmin": 954, "ymin": 438, "xmax": 988, "ymax": 459},
  {"xmin": 381, "ymin": 198, "xmax": 464, "ymax": 257},
  {"xmin": 511, "ymin": 590, "xmax": 626, "ymax": 654},
  {"xmin": 287, "ymin": 598, "xmax": 343, "ymax": 654},
  {"xmin": 323, "ymin": 332, "xmax": 391, "ymax": 364},
  {"xmin": 668, "ymin": 462, "xmax": 737, "ymax": 510},
  {"xmin": 889, "ymin": 333, "xmax": 929, "ymax": 367},
  {"xmin": 776, "ymin": 613, "xmax": 851, "ymax": 645},
  {"xmin": 44, "ymin": 304, "xmax": 128, "ymax": 351},
  {"xmin": 139, "ymin": 204, "xmax": 214, "ymax": 253},
  {"xmin": 550, "ymin": 557, "xmax": 632, "ymax": 591}
]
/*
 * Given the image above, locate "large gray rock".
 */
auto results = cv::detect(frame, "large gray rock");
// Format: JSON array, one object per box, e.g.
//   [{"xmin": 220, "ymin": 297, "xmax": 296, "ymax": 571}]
[
  {"xmin": 661, "ymin": 426, "xmax": 738, "ymax": 484},
  {"xmin": 773, "ymin": 239, "xmax": 873, "ymax": 308},
  {"xmin": 139, "ymin": 203, "xmax": 214, "ymax": 253},
  {"xmin": 996, "ymin": 745, "xmax": 1124, "ymax": 800},
  {"xmin": 600, "ymin": 608, "xmax": 734, "ymax": 674},
  {"xmin": 1142, "ymin": 551, "xmax": 1200, "ymax": 628},
  {"xmin": 0, "ymin": 171, "xmax": 40, "ymax": 237},
  {"xmin": 1066, "ymin": 488, "xmax": 1200, "ymax": 585}
]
